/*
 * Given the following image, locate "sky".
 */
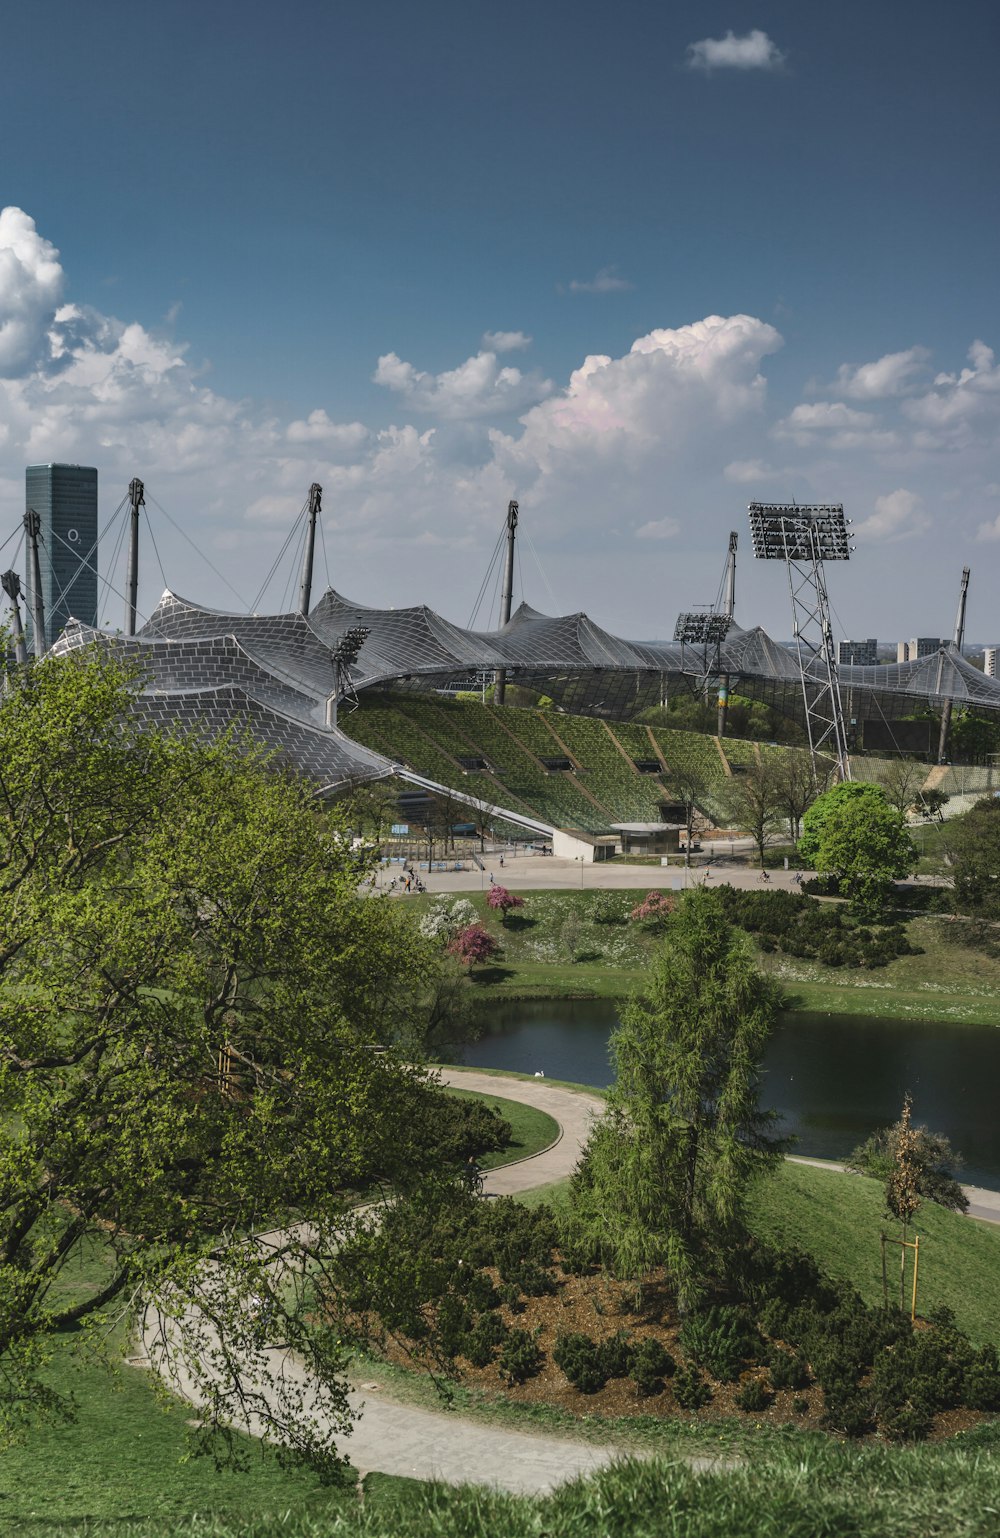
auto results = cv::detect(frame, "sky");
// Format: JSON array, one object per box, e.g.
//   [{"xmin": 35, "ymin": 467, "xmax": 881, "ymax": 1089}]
[{"xmin": 1, "ymin": 0, "xmax": 999, "ymax": 641}]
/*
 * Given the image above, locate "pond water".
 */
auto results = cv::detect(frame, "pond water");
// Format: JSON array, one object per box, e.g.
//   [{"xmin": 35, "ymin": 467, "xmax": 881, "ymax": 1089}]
[{"xmin": 446, "ymin": 1001, "xmax": 1000, "ymax": 1188}]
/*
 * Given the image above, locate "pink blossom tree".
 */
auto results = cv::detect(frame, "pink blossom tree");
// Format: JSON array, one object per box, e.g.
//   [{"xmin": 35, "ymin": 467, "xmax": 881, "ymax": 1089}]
[
  {"xmin": 629, "ymin": 891, "xmax": 675, "ymax": 931},
  {"xmin": 487, "ymin": 884, "xmax": 525, "ymax": 927},
  {"xmin": 447, "ymin": 922, "xmax": 501, "ymax": 967}
]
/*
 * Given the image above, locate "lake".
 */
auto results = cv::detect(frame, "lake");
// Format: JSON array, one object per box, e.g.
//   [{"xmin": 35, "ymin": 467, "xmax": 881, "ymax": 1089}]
[{"xmin": 446, "ymin": 1000, "xmax": 1000, "ymax": 1188}]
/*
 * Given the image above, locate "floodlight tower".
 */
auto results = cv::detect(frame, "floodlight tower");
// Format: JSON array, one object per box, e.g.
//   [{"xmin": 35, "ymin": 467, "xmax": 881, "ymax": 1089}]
[
  {"xmin": 673, "ymin": 609, "xmax": 733, "ymax": 700},
  {"xmin": 493, "ymin": 499, "xmax": 518, "ymax": 707},
  {"xmin": 936, "ymin": 565, "xmax": 970, "ymax": 764},
  {"xmin": 716, "ymin": 531, "xmax": 738, "ymax": 737},
  {"xmin": 748, "ymin": 502, "xmax": 853, "ymax": 781},
  {"xmin": 326, "ymin": 624, "xmax": 370, "ymax": 731}
]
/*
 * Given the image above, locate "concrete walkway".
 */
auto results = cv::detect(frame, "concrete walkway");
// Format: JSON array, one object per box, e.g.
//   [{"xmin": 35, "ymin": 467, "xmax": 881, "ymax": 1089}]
[{"xmin": 436, "ymin": 1067, "xmax": 604, "ymax": 1195}]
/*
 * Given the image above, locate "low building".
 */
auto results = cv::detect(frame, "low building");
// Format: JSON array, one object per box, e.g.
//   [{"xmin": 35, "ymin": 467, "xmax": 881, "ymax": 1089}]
[
  {"xmin": 610, "ymin": 823, "xmax": 682, "ymax": 856},
  {"xmin": 552, "ymin": 829, "xmax": 618, "ymax": 863}
]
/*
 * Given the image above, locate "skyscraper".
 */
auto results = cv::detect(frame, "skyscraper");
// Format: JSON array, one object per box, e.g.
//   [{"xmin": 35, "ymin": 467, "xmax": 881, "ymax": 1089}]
[{"xmin": 25, "ymin": 463, "xmax": 98, "ymax": 651}]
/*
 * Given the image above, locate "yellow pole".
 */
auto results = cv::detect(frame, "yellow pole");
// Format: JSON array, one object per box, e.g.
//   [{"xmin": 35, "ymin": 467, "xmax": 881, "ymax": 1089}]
[{"xmin": 911, "ymin": 1234, "xmax": 920, "ymax": 1322}]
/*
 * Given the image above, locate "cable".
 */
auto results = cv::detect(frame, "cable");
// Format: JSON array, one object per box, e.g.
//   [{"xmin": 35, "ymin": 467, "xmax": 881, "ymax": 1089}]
[
  {"xmin": 318, "ymin": 503, "xmax": 332, "ymax": 590},
  {"xmin": 249, "ymin": 498, "xmax": 308, "ymax": 613},
  {"xmin": 98, "ymin": 509, "xmax": 130, "ymax": 626},
  {"xmin": 143, "ymin": 506, "xmax": 169, "ymax": 592},
  {"xmin": 147, "ymin": 493, "xmax": 251, "ymax": 610},
  {"xmin": 522, "ymin": 526, "xmax": 559, "ymax": 613},
  {"xmin": 468, "ymin": 528, "xmax": 505, "ymax": 628},
  {"xmin": 48, "ymin": 524, "xmax": 152, "ymax": 630}
]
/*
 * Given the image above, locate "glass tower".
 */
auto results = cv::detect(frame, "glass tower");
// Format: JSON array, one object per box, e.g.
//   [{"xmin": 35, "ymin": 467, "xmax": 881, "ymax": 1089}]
[{"xmin": 25, "ymin": 463, "xmax": 98, "ymax": 649}]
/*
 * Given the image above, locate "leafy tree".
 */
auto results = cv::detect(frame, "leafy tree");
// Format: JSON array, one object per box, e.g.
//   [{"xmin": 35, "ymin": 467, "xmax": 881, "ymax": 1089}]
[
  {"xmin": 487, "ymin": 884, "xmax": 524, "ymax": 926},
  {"xmin": 798, "ymin": 782, "xmax": 915, "ymax": 914},
  {"xmin": 629, "ymin": 891, "xmax": 675, "ymax": 930},
  {"xmin": 565, "ymin": 888, "xmax": 783, "ymax": 1308},
  {"xmin": 722, "ymin": 757, "xmax": 786, "ymax": 868},
  {"xmin": 447, "ymin": 922, "xmax": 500, "ymax": 967},
  {"xmin": 921, "ymin": 787, "xmax": 950, "ymax": 820},
  {"xmin": 774, "ymin": 751, "xmax": 825, "ymax": 842},
  {"xmin": 880, "ymin": 759, "xmax": 924, "ymax": 818},
  {"xmin": 848, "ymin": 1114, "xmax": 968, "ymax": 1214},
  {"xmin": 0, "ymin": 647, "xmax": 451, "ymax": 1468},
  {"xmin": 885, "ymin": 1095, "xmax": 923, "ymax": 1311},
  {"xmin": 948, "ymin": 796, "xmax": 1000, "ymax": 919}
]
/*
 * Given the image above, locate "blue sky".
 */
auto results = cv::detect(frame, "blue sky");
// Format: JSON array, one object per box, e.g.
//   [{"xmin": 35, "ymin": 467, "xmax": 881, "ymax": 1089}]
[{"xmin": 1, "ymin": 1, "xmax": 999, "ymax": 639}]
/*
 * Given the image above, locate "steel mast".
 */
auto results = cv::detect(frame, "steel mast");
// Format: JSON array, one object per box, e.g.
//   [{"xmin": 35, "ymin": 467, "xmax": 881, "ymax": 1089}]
[
  {"xmin": 298, "ymin": 483, "xmax": 322, "ymax": 616},
  {"xmin": 716, "ymin": 531, "xmax": 738, "ymax": 736},
  {"xmin": 1, "ymin": 570, "xmax": 28, "ymax": 664},
  {"xmin": 125, "ymin": 478, "xmax": 145, "ymax": 636},
  {"xmin": 493, "ymin": 499, "xmax": 518, "ymax": 707},
  {"xmin": 936, "ymin": 565, "xmax": 970, "ymax": 764},
  {"xmin": 24, "ymin": 509, "xmax": 46, "ymax": 656}
]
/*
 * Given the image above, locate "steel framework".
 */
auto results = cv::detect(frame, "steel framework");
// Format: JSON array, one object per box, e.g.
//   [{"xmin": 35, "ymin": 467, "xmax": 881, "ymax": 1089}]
[{"xmin": 748, "ymin": 502, "xmax": 853, "ymax": 780}]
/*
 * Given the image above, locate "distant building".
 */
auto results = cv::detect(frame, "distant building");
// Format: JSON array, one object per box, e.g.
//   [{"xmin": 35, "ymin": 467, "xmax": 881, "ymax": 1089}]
[
  {"xmin": 986, "ymin": 647, "xmax": 998, "ymax": 678},
  {"xmin": 24, "ymin": 464, "xmax": 98, "ymax": 650},
  {"xmin": 838, "ymin": 638, "xmax": 877, "ymax": 666},
  {"xmin": 909, "ymin": 636, "xmax": 943, "ymax": 659},
  {"xmin": 897, "ymin": 640, "xmax": 910, "ymax": 663}
]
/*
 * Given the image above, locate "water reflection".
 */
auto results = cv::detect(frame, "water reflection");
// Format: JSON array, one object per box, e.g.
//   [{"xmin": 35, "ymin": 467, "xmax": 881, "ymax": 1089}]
[{"xmin": 447, "ymin": 1001, "xmax": 1000, "ymax": 1187}]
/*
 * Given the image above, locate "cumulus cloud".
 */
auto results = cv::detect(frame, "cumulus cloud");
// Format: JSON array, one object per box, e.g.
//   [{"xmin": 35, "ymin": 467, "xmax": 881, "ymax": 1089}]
[
  {"xmin": 0, "ymin": 207, "xmax": 65, "ymax": 375},
  {"xmin": 481, "ymin": 329, "xmax": 531, "ymax": 353},
  {"xmin": 903, "ymin": 340, "xmax": 1000, "ymax": 449},
  {"xmin": 833, "ymin": 346, "xmax": 930, "ymax": 400},
  {"xmin": 285, "ymin": 410, "xmax": 369, "ymax": 453},
  {"xmin": 567, "ymin": 266, "xmax": 633, "ymax": 294},
  {"xmin": 686, "ymin": 29, "xmax": 785, "ymax": 72},
  {"xmin": 635, "ymin": 517, "xmax": 680, "ymax": 540},
  {"xmin": 373, "ymin": 347, "xmax": 552, "ymax": 419},
  {"xmin": 853, "ymin": 488, "xmax": 930, "ymax": 542},
  {"xmin": 774, "ymin": 400, "xmax": 898, "ymax": 450}
]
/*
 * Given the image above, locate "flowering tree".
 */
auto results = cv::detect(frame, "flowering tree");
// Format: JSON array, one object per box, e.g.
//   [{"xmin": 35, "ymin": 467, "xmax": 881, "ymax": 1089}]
[
  {"xmin": 447, "ymin": 923, "xmax": 501, "ymax": 967},
  {"xmin": 629, "ymin": 891, "xmax": 675, "ymax": 931},
  {"xmin": 487, "ymin": 884, "xmax": 525, "ymax": 926}
]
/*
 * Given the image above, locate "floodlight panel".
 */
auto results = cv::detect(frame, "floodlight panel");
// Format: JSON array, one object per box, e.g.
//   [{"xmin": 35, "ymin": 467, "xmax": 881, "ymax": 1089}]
[
  {"xmin": 747, "ymin": 502, "xmax": 851, "ymax": 561},
  {"xmin": 673, "ymin": 611, "xmax": 732, "ymax": 643}
]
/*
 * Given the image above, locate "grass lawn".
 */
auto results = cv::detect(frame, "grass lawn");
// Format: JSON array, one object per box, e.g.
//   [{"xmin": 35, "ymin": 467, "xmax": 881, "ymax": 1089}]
[
  {"xmin": 420, "ymin": 891, "xmax": 1000, "ymax": 1025},
  {"xmin": 442, "ymin": 1087, "xmax": 559, "ymax": 1168}
]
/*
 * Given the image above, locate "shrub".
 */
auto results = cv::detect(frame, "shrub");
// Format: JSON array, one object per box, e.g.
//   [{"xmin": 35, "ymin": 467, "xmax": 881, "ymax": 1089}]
[
  {"xmin": 679, "ymin": 1306, "xmax": 760, "ymax": 1382},
  {"xmin": 768, "ymin": 1348, "xmax": 810, "ymax": 1391},
  {"xmin": 673, "ymin": 1365, "xmax": 712, "ymax": 1410},
  {"xmin": 436, "ymin": 1294, "xmax": 473, "ymax": 1358},
  {"xmin": 822, "ymin": 1385, "xmax": 873, "ymax": 1437},
  {"xmin": 463, "ymin": 1270, "xmax": 500, "ymax": 1311},
  {"xmin": 463, "ymin": 1312, "xmax": 508, "ymax": 1368},
  {"xmin": 966, "ymin": 1346, "xmax": 1000, "ymax": 1411},
  {"xmin": 735, "ymin": 1377, "xmax": 773, "ymax": 1412},
  {"xmin": 791, "ymin": 1396, "xmax": 809, "ymax": 1416},
  {"xmin": 487, "ymin": 884, "xmax": 525, "ymax": 926},
  {"xmin": 629, "ymin": 891, "xmax": 675, "ymax": 929},
  {"xmin": 499, "ymin": 1282, "xmax": 525, "ymax": 1314},
  {"xmin": 502, "ymin": 1259, "xmax": 557, "ymax": 1297},
  {"xmin": 498, "ymin": 1328, "xmax": 543, "ymax": 1385},
  {"xmin": 630, "ymin": 1338, "xmax": 676, "ymax": 1397},
  {"xmin": 591, "ymin": 890, "xmax": 629, "ymax": 926},
  {"xmin": 599, "ymin": 1331, "xmax": 635, "ymax": 1380},
  {"xmin": 554, "ymin": 1332, "xmax": 607, "ymax": 1394}
]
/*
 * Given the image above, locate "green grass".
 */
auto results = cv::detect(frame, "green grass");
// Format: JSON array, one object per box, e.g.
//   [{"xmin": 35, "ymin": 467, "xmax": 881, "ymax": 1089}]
[
  {"xmin": 442, "ymin": 1087, "xmax": 559, "ymax": 1168},
  {"xmin": 418, "ymin": 892, "xmax": 1000, "ymax": 1025},
  {"xmin": 747, "ymin": 1160, "xmax": 1000, "ymax": 1348}
]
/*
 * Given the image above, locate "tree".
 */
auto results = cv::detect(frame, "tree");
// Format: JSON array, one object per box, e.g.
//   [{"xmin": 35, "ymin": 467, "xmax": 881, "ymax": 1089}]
[
  {"xmin": 879, "ymin": 758, "xmax": 924, "ymax": 818},
  {"xmin": 773, "ymin": 751, "xmax": 825, "ymax": 843},
  {"xmin": 948, "ymin": 796, "xmax": 1000, "ymax": 918},
  {"xmin": 798, "ymin": 782, "xmax": 916, "ymax": 914},
  {"xmin": 722, "ymin": 757, "xmax": 786, "ymax": 868},
  {"xmin": 848, "ymin": 1113, "xmax": 968, "ymax": 1214},
  {"xmin": 447, "ymin": 922, "xmax": 500, "ymax": 967},
  {"xmin": 0, "ymin": 647, "xmax": 451, "ymax": 1467},
  {"xmin": 921, "ymin": 787, "xmax": 950, "ymax": 820},
  {"xmin": 565, "ymin": 888, "xmax": 783, "ymax": 1309},
  {"xmin": 487, "ymin": 884, "xmax": 524, "ymax": 926},
  {"xmin": 885, "ymin": 1094, "xmax": 923, "ymax": 1311},
  {"xmin": 629, "ymin": 891, "xmax": 675, "ymax": 930}
]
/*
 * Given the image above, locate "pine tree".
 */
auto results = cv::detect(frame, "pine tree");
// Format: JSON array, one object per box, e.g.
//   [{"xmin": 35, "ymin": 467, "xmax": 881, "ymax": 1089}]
[{"xmin": 566, "ymin": 887, "xmax": 783, "ymax": 1308}]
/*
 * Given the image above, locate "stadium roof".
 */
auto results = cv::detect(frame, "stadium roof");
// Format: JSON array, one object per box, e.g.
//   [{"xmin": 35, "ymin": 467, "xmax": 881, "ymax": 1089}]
[{"xmin": 49, "ymin": 587, "xmax": 1000, "ymax": 792}]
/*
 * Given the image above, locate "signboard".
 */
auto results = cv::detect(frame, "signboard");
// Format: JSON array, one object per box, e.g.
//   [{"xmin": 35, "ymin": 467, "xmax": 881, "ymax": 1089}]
[{"xmin": 390, "ymin": 823, "xmax": 410, "ymax": 835}]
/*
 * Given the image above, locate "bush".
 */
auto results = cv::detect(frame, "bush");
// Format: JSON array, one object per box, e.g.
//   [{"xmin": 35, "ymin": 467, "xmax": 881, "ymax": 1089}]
[
  {"xmin": 462, "ymin": 1270, "xmax": 500, "ymax": 1311},
  {"xmin": 599, "ymin": 1331, "xmax": 635, "ymax": 1380},
  {"xmin": 735, "ymin": 1377, "xmax": 773, "ymax": 1412},
  {"xmin": 768, "ymin": 1348, "xmax": 810, "ymax": 1391},
  {"xmin": 590, "ymin": 890, "xmax": 629, "ymax": 926},
  {"xmin": 554, "ymin": 1332, "xmax": 607, "ymax": 1394},
  {"xmin": 966, "ymin": 1346, "xmax": 1000, "ymax": 1411},
  {"xmin": 463, "ymin": 1312, "xmax": 508, "ymax": 1368},
  {"xmin": 822, "ymin": 1385, "xmax": 873, "ymax": 1437},
  {"xmin": 673, "ymin": 1365, "xmax": 712, "ymax": 1410},
  {"xmin": 436, "ymin": 1294, "xmax": 473, "ymax": 1358},
  {"xmin": 498, "ymin": 1328, "xmax": 543, "ymax": 1385},
  {"xmin": 630, "ymin": 1338, "xmax": 676, "ymax": 1397},
  {"xmin": 679, "ymin": 1306, "xmax": 761, "ymax": 1382},
  {"xmin": 499, "ymin": 1282, "xmax": 525, "ymax": 1314}
]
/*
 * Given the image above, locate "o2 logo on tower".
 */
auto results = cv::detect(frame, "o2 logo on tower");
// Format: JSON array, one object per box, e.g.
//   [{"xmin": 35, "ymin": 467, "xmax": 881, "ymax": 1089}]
[{"xmin": 67, "ymin": 529, "xmax": 79, "ymax": 543}]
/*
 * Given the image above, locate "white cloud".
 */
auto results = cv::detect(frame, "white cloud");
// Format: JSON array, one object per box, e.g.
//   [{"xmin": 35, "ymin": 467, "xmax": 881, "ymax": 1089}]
[
  {"xmin": 481, "ymin": 330, "xmax": 531, "ymax": 353},
  {"xmin": 0, "ymin": 207, "xmax": 65, "ymax": 375},
  {"xmin": 686, "ymin": 29, "xmax": 785, "ymax": 72},
  {"xmin": 853, "ymin": 488, "xmax": 930, "ymax": 542},
  {"xmin": 834, "ymin": 346, "xmax": 930, "ymax": 400},
  {"xmin": 774, "ymin": 400, "xmax": 898, "ymax": 450},
  {"xmin": 372, "ymin": 347, "xmax": 552, "ymax": 419},
  {"xmin": 635, "ymin": 517, "xmax": 679, "ymax": 540},
  {"xmin": 285, "ymin": 410, "xmax": 369, "ymax": 453},
  {"xmin": 567, "ymin": 266, "xmax": 633, "ymax": 295},
  {"xmin": 976, "ymin": 514, "xmax": 1000, "ymax": 542},
  {"xmin": 903, "ymin": 340, "xmax": 1000, "ymax": 449}
]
